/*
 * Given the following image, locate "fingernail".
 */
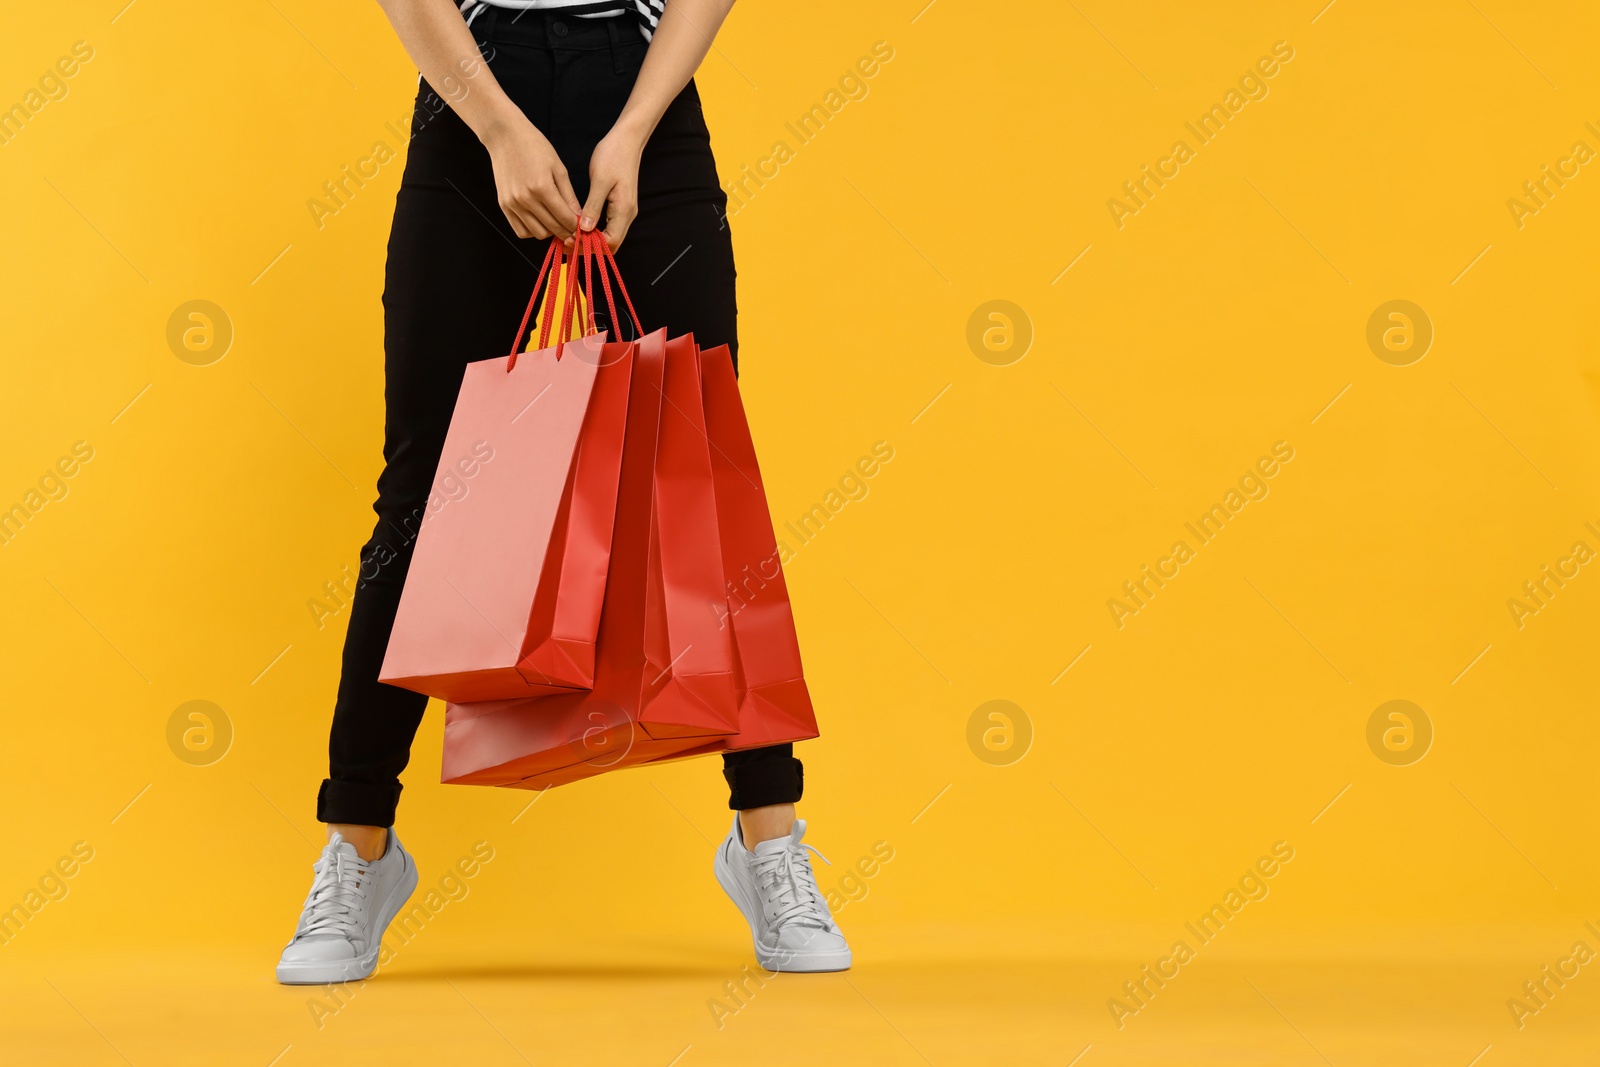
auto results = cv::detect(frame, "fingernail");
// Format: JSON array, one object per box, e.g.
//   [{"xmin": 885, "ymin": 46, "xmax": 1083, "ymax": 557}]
[{"xmin": 581, "ymin": 215, "xmax": 595, "ymax": 231}]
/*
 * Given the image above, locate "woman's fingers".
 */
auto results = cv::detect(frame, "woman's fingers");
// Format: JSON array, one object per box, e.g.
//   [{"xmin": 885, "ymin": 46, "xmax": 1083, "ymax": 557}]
[
  {"xmin": 540, "ymin": 164, "xmax": 579, "ymax": 236},
  {"xmin": 498, "ymin": 180, "xmax": 555, "ymax": 239},
  {"xmin": 584, "ymin": 130, "xmax": 644, "ymax": 248},
  {"xmin": 504, "ymin": 174, "xmax": 575, "ymax": 240},
  {"xmin": 506, "ymin": 203, "xmax": 550, "ymax": 240},
  {"xmin": 499, "ymin": 200, "xmax": 538, "ymax": 240},
  {"xmin": 526, "ymin": 186, "xmax": 572, "ymax": 239},
  {"xmin": 485, "ymin": 118, "xmax": 579, "ymax": 242},
  {"xmin": 498, "ymin": 148, "xmax": 637, "ymax": 245},
  {"xmin": 554, "ymin": 167, "xmax": 582, "ymax": 228},
  {"xmin": 601, "ymin": 190, "xmax": 637, "ymax": 249},
  {"xmin": 579, "ymin": 177, "xmax": 613, "ymax": 235}
]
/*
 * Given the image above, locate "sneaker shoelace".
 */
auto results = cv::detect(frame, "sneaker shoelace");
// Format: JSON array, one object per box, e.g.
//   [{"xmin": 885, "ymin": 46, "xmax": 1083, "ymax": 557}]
[
  {"xmin": 296, "ymin": 848, "xmax": 372, "ymax": 943},
  {"xmin": 753, "ymin": 841, "xmax": 833, "ymax": 931}
]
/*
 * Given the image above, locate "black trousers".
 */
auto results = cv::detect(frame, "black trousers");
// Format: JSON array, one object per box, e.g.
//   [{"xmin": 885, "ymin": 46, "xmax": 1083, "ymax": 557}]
[{"xmin": 317, "ymin": 7, "xmax": 803, "ymax": 827}]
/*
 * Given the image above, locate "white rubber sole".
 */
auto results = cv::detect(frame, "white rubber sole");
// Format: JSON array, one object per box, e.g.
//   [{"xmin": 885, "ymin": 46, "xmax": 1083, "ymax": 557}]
[
  {"xmin": 276, "ymin": 852, "xmax": 420, "ymax": 986},
  {"xmin": 713, "ymin": 840, "xmax": 852, "ymax": 973}
]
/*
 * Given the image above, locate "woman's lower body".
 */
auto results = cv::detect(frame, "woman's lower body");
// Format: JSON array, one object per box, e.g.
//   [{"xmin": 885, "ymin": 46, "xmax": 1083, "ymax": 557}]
[
  {"xmin": 278, "ymin": 5, "xmax": 849, "ymax": 986},
  {"xmin": 316, "ymin": 6, "xmax": 803, "ymax": 830}
]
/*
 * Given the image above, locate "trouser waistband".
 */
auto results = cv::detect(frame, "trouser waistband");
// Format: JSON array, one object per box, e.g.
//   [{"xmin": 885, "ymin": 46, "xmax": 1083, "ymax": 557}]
[{"xmin": 467, "ymin": 3, "xmax": 634, "ymax": 48}]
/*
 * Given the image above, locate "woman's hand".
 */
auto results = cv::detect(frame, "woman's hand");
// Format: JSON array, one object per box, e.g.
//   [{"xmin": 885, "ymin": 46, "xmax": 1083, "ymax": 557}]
[
  {"xmin": 482, "ymin": 113, "xmax": 581, "ymax": 240},
  {"xmin": 579, "ymin": 126, "xmax": 645, "ymax": 249}
]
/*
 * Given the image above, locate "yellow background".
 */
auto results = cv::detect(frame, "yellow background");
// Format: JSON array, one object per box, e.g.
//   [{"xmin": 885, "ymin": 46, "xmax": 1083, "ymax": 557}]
[{"xmin": 3, "ymin": 0, "xmax": 1599, "ymax": 1063}]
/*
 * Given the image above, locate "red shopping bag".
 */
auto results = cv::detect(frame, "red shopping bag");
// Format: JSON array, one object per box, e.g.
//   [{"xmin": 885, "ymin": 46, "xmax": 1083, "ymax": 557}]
[
  {"xmin": 440, "ymin": 236, "xmax": 741, "ymax": 786},
  {"xmin": 515, "ymin": 343, "xmax": 823, "ymax": 779},
  {"xmin": 380, "ymin": 240, "xmax": 633, "ymax": 702},
  {"xmin": 469, "ymin": 342, "xmax": 821, "ymax": 786},
  {"xmin": 693, "ymin": 341, "xmax": 818, "ymax": 749},
  {"xmin": 636, "ymin": 330, "xmax": 740, "ymax": 738},
  {"xmin": 440, "ymin": 237, "xmax": 816, "ymax": 790}
]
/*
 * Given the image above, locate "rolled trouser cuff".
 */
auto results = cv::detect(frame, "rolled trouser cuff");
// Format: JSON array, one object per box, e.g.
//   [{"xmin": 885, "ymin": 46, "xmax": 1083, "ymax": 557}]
[
  {"xmin": 723, "ymin": 756, "xmax": 804, "ymax": 811},
  {"xmin": 317, "ymin": 778, "xmax": 402, "ymax": 828}
]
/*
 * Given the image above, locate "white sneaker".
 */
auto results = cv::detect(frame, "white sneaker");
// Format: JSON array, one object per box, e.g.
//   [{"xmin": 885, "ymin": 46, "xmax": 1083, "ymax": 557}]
[
  {"xmin": 276, "ymin": 830, "xmax": 419, "ymax": 985},
  {"xmin": 713, "ymin": 816, "xmax": 852, "ymax": 973}
]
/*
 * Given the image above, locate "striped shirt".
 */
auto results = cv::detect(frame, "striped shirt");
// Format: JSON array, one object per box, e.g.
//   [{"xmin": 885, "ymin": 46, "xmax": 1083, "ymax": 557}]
[{"xmin": 461, "ymin": 0, "xmax": 665, "ymax": 39}]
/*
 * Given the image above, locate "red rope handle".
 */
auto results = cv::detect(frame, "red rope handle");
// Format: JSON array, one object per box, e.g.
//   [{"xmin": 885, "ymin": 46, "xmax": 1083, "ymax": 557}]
[
  {"xmin": 565, "ymin": 237, "xmax": 582, "ymax": 345},
  {"xmin": 588, "ymin": 231, "xmax": 619, "ymax": 340},
  {"xmin": 586, "ymin": 230, "xmax": 642, "ymax": 338},
  {"xmin": 505, "ymin": 225, "xmax": 639, "ymax": 370},
  {"xmin": 505, "ymin": 239, "xmax": 563, "ymax": 371},
  {"xmin": 545, "ymin": 239, "xmax": 580, "ymax": 354},
  {"xmin": 582, "ymin": 234, "xmax": 596, "ymax": 336}
]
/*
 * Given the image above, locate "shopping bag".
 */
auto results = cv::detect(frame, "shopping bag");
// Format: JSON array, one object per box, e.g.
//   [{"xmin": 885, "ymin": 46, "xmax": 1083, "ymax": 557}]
[
  {"xmin": 444, "ymin": 341, "xmax": 821, "ymax": 789},
  {"xmin": 440, "ymin": 234, "xmax": 741, "ymax": 786},
  {"xmin": 380, "ymin": 239, "xmax": 633, "ymax": 702},
  {"xmin": 440, "ymin": 341, "xmax": 718, "ymax": 781},
  {"xmin": 439, "ymin": 235, "xmax": 816, "ymax": 790},
  {"xmin": 635, "ymin": 330, "xmax": 740, "ymax": 738},
  {"xmin": 440, "ymin": 691, "xmax": 715, "ymax": 787},
  {"xmin": 494, "ymin": 342, "xmax": 824, "ymax": 777},
  {"xmin": 692, "ymin": 341, "xmax": 818, "ymax": 749}
]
